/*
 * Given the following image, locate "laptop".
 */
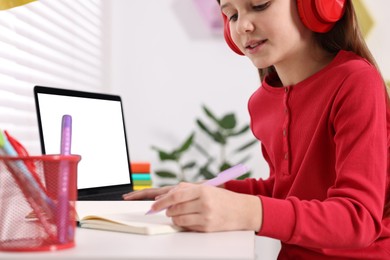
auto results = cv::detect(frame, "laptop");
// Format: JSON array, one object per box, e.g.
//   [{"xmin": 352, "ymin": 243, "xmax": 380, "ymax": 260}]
[{"xmin": 33, "ymin": 86, "xmax": 134, "ymax": 200}]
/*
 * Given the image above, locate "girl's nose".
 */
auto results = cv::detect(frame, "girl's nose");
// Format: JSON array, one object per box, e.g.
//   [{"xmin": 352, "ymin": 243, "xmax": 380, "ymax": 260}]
[{"xmin": 236, "ymin": 15, "xmax": 255, "ymax": 34}]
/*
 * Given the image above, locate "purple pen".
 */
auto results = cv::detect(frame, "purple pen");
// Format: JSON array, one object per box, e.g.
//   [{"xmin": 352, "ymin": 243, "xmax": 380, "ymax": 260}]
[
  {"xmin": 60, "ymin": 115, "xmax": 72, "ymax": 155},
  {"xmin": 57, "ymin": 115, "xmax": 72, "ymax": 244},
  {"xmin": 202, "ymin": 164, "xmax": 249, "ymax": 187},
  {"xmin": 145, "ymin": 164, "xmax": 249, "ymax": 215}
]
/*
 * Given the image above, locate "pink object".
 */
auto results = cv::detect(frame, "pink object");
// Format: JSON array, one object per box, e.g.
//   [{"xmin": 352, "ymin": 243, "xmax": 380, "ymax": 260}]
[{"xmin": 193, "ymin": 0, "xmax": 223, "ymax": 30}]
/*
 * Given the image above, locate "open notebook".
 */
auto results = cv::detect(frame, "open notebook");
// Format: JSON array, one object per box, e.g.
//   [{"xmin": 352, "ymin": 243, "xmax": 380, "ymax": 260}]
[
  {"xmin": 76, "ymin": 201, "xmax": 182, "ymax": 235},
  {"xmin": 77, "ymin": 212, "xmax": 182, "ymax": 235}
]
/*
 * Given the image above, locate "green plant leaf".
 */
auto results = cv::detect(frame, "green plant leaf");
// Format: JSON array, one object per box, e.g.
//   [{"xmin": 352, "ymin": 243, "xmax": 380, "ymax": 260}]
[
  {"xmin": 219, "ymin": 162, "xmax": 232, "ymax": 172},
  {"xmin": 220, "ymin": 113, "xmax": 236, "ymax": 129},
  {"xmin": 234, "ymin": 139, "xmax": 258, "ymax": 152},
  {"xmin": 159, "ymin": 150, "xmax": 178, "ymax": 161},
  {"xmin": 183, "ymin": 161, "xmax": 196, "ymax": 169},
  {"xmin": 237, "ymin": 155, "xmax": 251, "ymax": 164},
  {"xmin": 199, "ymin": 165, "xmax": 216, "ymax": 179},
  {"xmin": 175, "ymin": 133, "xmax": 195, "ymax": 154},
  {"xmin": 193, "ymin": 142, "xmax": 214, "ymax": 161},
  {"xmin": 212, "ymin": 131, "xmax": 226, "ymax": 144},
  {"xmin": 196, "ymin": 119, "xmax": 214, "ymax": 136},
  {"xmin": 202, "ymin": 105, "xmax": 220, "ymax": 125},
  {"xmin": 196, "ymin": 119, "xmax": 226, "ymax": 144},
  {"xmin": 203, "ymin": 105, "xmax": 236, "ymax": 130},
  {"xmin": 229, "ymin": 125, "xmax": 250, "ymax": 136},
  {"xmin": 151, "ymin": 146, "xmax": 166, "ymax": 153},
  {"xmin": 151, "ymin": 146, "xmax": 178, "ymax": 161},
  {"xmin": 155, "ymin": 170, "xmax": 177, "ymax": 178},
  {"xmin": 238, "ymin": 172, "xmax": 250, "ymax": 179}
]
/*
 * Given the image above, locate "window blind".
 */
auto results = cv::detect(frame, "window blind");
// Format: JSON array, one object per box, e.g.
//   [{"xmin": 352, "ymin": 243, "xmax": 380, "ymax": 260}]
[{"xmin": 0, "ymin": 0, "xmax": 109, "ymax": 154}]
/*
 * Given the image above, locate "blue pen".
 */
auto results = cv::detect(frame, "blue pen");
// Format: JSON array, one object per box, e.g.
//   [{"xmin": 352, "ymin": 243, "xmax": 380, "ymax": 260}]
[
  {"xmin": 57, "ymin": 115, "xmax": 72, "ymax": 244},
  {"xmin": 145, "ymin": 164, "xmax": 249, "ymax": 215},
  {"xmin": 0, "ymin": 130, "xmax": 56, "ymax": 240}
]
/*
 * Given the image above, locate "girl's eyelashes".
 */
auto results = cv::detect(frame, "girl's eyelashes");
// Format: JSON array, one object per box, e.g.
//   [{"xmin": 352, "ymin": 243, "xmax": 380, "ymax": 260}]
[
  {"xmin": 253, "ymin": 1, "xmax": 271, "ymax": 11},
  {"xmin": 226, "ymin": 1, "xmax": 271, "ymax": 22},
  {"xmin": 229, "ymin": 13, "xmax": 238, "ymax": 22}
]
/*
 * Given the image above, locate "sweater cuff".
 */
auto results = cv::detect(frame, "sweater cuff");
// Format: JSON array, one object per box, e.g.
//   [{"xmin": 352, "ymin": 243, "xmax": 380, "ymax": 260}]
[
  {"xmin": 258, "ymin": 195, "xmax": 296, "ymax": 242},
  {"xmin": 224, "ymin": 180, "xmax": 253, "ymax": 194}
]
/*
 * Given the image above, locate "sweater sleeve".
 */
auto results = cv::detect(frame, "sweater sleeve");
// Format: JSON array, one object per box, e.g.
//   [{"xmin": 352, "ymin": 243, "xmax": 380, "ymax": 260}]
[{"xmin": 258, "ymin": 68, "xmax": 388, "ymax": 249}]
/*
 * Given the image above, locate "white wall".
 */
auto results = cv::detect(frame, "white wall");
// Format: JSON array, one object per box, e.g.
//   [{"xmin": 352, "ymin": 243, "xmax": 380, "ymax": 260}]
[{"xmin": 365, "ymin": 1, "xmax": 390, "ymax": 78}]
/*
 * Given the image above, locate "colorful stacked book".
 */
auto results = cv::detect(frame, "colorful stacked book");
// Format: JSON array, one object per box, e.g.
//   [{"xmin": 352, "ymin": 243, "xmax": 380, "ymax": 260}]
[{"xmin": 131, "ymin": 162, "xmax": 152, "ymax": 191}]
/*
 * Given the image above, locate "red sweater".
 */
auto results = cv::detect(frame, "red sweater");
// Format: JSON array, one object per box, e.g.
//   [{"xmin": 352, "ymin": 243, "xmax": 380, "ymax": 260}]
[{"xmin": 225, "ymin": 51, "xmax": 390, "ymax": 259}]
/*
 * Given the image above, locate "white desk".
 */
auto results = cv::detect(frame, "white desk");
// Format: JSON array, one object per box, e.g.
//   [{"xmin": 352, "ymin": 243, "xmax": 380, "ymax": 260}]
[{"xmin": 0, "ymin": 201, "xmax": 255, "ymax": 260}]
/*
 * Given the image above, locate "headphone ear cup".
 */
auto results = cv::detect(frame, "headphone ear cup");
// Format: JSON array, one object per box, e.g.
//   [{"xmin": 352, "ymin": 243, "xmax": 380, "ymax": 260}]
[
  {"xmin": 315, "ymin": 0, "xmax": 346, "ymax": 22},
  {"xmin": 222, "ymin": 14, "xmax": 244, "ymax": 56},
  {"xmin": 297, "ymin": 0, "xmax": 346, "ymax": 33}
]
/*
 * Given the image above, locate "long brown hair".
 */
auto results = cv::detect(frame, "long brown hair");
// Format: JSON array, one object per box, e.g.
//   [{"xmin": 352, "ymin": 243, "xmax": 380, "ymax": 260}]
[{"xmin": 258, "ymin": 1, "xmax": 383, "ymax": 81}]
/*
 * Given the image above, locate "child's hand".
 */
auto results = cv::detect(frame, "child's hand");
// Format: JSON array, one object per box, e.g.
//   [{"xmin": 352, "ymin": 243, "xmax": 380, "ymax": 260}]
[
  {"xmin": 122, "ymin": 185, "xmax": 174, "ymax": 200},
  {"xmin": 150, "ymin": 182, "xmax": 263, "ymax": 232}
]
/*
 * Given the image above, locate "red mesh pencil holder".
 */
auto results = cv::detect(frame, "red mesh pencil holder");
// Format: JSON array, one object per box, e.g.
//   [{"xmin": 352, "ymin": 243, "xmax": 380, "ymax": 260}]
[{"xmin": 0, "ymin": 154, "xmax": 81, "ymax": 252}]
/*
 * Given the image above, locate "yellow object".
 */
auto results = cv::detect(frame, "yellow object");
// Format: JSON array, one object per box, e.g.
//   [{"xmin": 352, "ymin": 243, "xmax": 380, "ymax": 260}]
[
  {"xmin": 133, "ymin": 185, "xmax": 153, "ymax": 191},
  {"xmin": 0, "ymin": 0, "xmax": 36, "ymax": 10},
  {"xmin": 353, "ymin": 0, "xmax": 374, "ymax": 38}
]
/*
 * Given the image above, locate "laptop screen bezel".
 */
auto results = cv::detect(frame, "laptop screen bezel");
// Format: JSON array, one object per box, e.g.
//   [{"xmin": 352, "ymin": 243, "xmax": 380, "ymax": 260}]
[{"xmin": 33, "ymin": 85, "xmax": 134, "ymax": 200}]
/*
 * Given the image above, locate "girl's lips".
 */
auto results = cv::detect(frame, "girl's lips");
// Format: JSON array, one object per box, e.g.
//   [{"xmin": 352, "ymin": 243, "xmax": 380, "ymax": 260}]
[{"xmin": 245, "ymin": 40, "xmax": 267, "ymax": 54}]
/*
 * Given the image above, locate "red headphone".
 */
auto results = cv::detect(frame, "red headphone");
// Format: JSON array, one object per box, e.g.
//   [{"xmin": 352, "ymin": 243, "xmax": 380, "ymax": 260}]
[{"xmin": 223, "ymin": 0, "xmax": 347, "ymax": 55}]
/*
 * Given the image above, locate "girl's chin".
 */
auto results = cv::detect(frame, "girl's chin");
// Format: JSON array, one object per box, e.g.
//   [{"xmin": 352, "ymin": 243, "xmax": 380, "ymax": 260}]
[
  {"xmin": 251, "ymin": 60, "xmax": 273, "ymax": 70},
  {"xmin": 246, "ymin": 55, "xmax": 273, "ymax": 69}
]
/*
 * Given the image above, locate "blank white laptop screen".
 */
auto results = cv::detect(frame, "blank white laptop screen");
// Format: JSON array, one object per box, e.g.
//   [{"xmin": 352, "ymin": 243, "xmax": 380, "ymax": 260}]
[{"xmin": 34, "ymin": 86, "xmax": 132, "ymax": 198}]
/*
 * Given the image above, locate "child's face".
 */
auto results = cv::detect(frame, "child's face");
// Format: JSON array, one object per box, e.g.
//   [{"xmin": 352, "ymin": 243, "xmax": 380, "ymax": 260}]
[{"xmin": 220, "ymin": 0, "xmax": 313, "ymax": 70}]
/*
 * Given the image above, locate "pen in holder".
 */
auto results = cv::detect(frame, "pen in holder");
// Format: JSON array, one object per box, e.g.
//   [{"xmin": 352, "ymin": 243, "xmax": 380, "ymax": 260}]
[
  {"xmin": 57, "ymin": 115, "xmax": 72, "ymax": 244},
  {"xmin": 0, "ymin": 154, "xmax": 81, "ymax": 252}
]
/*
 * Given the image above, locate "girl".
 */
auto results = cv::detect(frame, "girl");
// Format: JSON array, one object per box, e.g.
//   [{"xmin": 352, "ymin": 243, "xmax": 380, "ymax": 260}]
[{"xmin": 124, "ymin": 0, "xmax": 390, "ymax": 258}]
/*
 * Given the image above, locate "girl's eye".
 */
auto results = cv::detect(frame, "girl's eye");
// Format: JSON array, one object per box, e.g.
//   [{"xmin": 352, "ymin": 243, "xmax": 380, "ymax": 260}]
[
  {"xmin": 229, "ymin": 13, "xmax": 238, "ymax": 22},
  {"xmin": 253, "ymin": 1, "xmax": 270, "ymax": 11},
  {"xmin": 226, "ymin": 1, "xmax": 271, "ymax": 22}
]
